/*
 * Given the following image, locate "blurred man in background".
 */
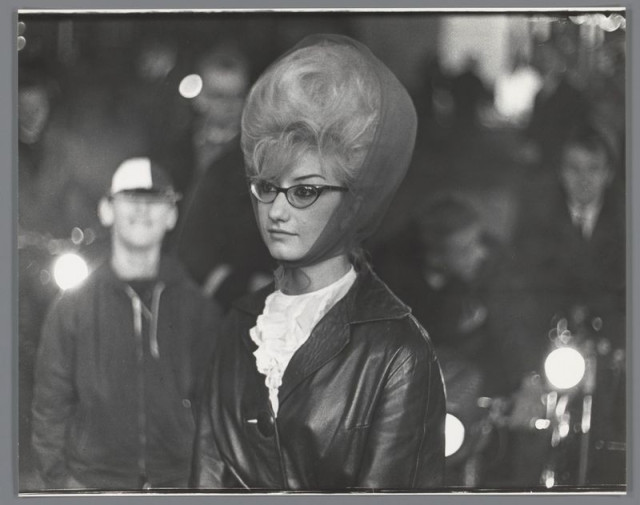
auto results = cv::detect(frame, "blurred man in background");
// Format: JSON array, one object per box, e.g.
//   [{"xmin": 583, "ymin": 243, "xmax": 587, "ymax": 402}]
[
  {"xmin": 372, "ymin": 194, "xmax": 514, "ymax": 485},
  {"xmin": 172, "ymin": 44, "xmax": 271, "ymax": 311},
  {"xmin": 501, "ymin": 120, "xmax": 625, "ymax": 486},
  {"xmin": 31, "ymin": 158, "xmax": 219, "ymax": 491},
  {"xmin": 520, "ymin": 43, "xmax": 589, "ymax": 169},
  {"xmin": 373, "ymin": 194, "xmax": 507, "ymax": 396},
  {"xmin": 18, "ymin": 66, "xmax": 56, "ymax": 233},
  {"xmin": 450, "ymin": 55, "xmax": 493, "ymax": 133},
  {"xmin": 18, "ymin": 65, "xmax": 58, "ymax": 487},
  {"xmin": 509, "ymin": 121, "xmax": 625, "ymax": 370}
]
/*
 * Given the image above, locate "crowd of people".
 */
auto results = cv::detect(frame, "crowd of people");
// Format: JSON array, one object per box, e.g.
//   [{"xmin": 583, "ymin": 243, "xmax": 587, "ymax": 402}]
[{"xmin": 18, "ymin": 22, "xmax": 626, "ymax": 493}]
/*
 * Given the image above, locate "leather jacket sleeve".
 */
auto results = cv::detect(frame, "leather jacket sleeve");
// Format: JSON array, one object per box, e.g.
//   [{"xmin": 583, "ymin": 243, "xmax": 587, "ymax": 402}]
[
  {"xmin": 191, "ymin": 299, "xmax": 222, "ymax": 401},
  {"xmin": 193, "ymin": 394, "xmax": 225, "ymax": 488},
  {"xmin": 193, "ymin": 375, "xmax": 242, "ymax": 489},
  {"xmin": 192, "ymin": 312, "xmax": 239, "ymax": 490},
  {"xmin": 31, "ymin": 296, "xmax": 77, "ymax": 488},
  {"xmin": 356, "ymin": 321, "xmax": 446, "ymax": 490}
]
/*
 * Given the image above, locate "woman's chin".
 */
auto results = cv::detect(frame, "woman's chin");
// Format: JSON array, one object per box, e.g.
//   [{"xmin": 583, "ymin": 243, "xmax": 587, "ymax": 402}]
[{"xmin": 267, "ymin": 245, "xmax": 305, "ymax": 263}]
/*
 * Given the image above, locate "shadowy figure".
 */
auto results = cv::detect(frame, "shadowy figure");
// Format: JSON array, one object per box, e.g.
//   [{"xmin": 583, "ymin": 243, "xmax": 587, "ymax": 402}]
[
  {"xmin": 18, "ymin": 64, "xmax": 59, "ymax": 489},
  {"xmin": 116, "ymin": 37, "xmax": 195, "ymax": 196},
  {"xmin": 511, "ymin": 121, "xmax": 625, "ymax": 359},
  {"xmin": 171, "ymin": 43, "xmax": 272, "ymax": 311},
  {"xmin": 521, "ymin": 44, "xmax": 590, "ymax": 168},
  {"xmin": 449, "ymin": 55, "xmax": 492, "ymax": 133},
  {"xmin": 416, "ymin": 52, "xmax": 453, "ymax": 144},
  {"xmin": 372, "ymin": 193, "xmax": 507, "ymax": 397}
]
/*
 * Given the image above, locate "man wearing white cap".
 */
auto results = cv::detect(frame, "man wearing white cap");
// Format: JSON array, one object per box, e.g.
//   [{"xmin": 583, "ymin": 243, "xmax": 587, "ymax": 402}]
[{"xmin": 31, "ymin": 157, "xmax": 220, "ymax": 491}]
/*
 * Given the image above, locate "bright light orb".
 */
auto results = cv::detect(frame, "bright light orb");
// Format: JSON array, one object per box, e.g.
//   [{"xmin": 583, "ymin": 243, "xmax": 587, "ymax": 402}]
[
  {"xmin": 544, "ymin": 347, "xmax": 586, "ymax": 390},
  {"xmin": 445, "ymin": 413, "xmax": 465, "ymax": 457},
  {"xmin": 179, "ymin": 74, "xmax": 203, "ymax": 99},
  {"xmin": 53, "ymin": 253, "xmax": 89, "ymax": 290}
]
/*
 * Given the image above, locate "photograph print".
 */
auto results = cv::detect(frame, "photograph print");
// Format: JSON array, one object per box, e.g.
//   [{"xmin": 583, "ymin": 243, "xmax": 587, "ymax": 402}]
[{"xmin": 16, "ymin": 7, "xmax": 627, "ymax": 495}]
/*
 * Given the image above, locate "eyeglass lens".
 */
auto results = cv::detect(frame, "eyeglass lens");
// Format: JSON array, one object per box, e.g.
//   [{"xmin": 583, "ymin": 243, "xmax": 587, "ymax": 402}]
[{"xmin": 251, "ymin": 181, "xmax": 320, "ymax": 208}]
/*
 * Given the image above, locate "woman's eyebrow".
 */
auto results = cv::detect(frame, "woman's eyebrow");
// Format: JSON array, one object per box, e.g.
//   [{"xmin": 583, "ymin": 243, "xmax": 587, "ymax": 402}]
[{"xmin": 292, "ymin": 173, "xmax": 327, "ymax": 182}]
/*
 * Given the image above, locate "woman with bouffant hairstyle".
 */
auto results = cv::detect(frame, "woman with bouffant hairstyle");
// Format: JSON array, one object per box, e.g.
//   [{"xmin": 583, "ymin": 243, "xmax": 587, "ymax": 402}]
[{"xmin": 195, "ymin": 34, "xmax": 446, "ymax": 491}]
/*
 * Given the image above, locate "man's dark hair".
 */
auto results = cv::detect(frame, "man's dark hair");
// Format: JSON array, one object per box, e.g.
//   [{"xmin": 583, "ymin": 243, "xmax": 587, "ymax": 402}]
[
  {"xmin": 563, "ymin": 121, "xmax": 619, "ymax": 167},
  {"xmin": 414, "ymin": 194, "xmax": 480, "ymax": 254}
]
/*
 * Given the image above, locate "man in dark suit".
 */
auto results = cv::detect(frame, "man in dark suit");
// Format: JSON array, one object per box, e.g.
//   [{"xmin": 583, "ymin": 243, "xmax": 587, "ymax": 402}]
[
  {"xmin": 503, "ymin": 121, "xmax": 625, "ymax": 486},
  {"xmin": 511, "ymin": 121, "xmax": 625, "ymax": 356}
]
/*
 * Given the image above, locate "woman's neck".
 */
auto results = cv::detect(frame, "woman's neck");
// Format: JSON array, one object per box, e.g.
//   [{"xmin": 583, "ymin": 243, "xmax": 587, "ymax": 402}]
[{"xmin": 278, "ymin": 254, "xmax": 351, "ymax": 295}]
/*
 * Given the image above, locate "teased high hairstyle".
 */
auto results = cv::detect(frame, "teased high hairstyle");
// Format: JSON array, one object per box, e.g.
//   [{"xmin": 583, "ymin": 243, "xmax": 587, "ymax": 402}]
[
  {"xmin": 241, "ymin": 41, "xmax": 381, "ymax": 187},
  {"xmin": 240, "ymin": 34, "xmax": 417, "ymax": 269}
]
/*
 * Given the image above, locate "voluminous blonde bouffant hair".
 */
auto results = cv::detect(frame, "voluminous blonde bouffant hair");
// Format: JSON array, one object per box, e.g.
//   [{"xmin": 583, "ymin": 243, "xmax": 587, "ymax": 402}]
[{"xmin": 241, "ymin": 41, "xmax": 382, "ymax": 187}]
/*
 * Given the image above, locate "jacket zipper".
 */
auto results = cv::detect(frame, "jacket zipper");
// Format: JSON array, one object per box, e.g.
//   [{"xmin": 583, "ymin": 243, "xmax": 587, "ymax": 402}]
[
  {"xmin": 125, "ymin": 286, "xmax": 148, "ymax": 484},
  {"xmin": 149, "ymin": 282, "xmax": 165, "ymax": 359}
]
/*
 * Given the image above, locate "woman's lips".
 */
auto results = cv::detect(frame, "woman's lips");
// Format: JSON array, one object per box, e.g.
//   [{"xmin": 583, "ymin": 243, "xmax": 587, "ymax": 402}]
[{"xmin": 268, "ymin": 228, "xmax": 295, "ymax": 235}]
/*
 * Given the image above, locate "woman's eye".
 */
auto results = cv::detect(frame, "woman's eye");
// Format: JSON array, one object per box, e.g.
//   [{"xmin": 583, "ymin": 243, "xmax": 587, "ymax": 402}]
[
  {"xmin": 293, "ymin": 186, "xmax": 318, "ymax": 199},
  {"xmin": 258, "ymin": 182, "xmax": 277, "ymax": 194}
]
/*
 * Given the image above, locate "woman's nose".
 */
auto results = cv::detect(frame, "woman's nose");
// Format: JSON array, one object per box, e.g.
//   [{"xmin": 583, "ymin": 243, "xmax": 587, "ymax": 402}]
[{"xmin": 268, "ymin": 191, "xmax": 289, "ymax": 221}]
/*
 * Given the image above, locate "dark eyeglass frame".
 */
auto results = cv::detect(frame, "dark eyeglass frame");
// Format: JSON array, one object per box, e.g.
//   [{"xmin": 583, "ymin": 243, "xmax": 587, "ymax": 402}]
[{"xmin": 249, "ymin": 180, "xmax": 348, "ymax": 209}]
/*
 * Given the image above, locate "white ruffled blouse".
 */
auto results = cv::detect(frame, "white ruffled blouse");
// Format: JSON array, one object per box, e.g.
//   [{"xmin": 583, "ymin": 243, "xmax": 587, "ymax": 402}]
[{"xmin": 249, "ymin": 267, "xmax": 357, "ymax": 416}]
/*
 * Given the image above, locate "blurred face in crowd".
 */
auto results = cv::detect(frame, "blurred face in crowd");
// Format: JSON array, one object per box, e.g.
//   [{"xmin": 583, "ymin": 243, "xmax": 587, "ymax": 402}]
[
  {"xmin": 253, "ymin": 153, "xmax": 345, "ymax": 263},
  {"xmin": 100, "ymin": 192, "xmax": 178, "ymax": 252},
  {"xmin": 18, "ymin": 85, "xmax": 50, "ymax": 144},
  {"xmin": 533, "ymin": 44, "xmax": 566, "ymax": 78},
  {"xmin": 440, "ymin": 223, "xmax": 488, "ymax": 283},
  {"xmin": 136, "ymin": 43, "xmax": 177, "ymax": 82},
  {"xmin": 560, "ymin": 144, "xmax": 613, "ymax": 207},
  {"xmin": 192, "ymin": 64, "xmax": 248, "ymax": 146}
]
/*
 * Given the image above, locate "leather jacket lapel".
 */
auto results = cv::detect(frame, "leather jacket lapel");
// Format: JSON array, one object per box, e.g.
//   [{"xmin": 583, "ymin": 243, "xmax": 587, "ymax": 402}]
[
  {"xmin": 278, "ymin": 297, "xmax": 351, "ymax": 407},
  {"xmin": 231, "ymin": 266, "xmax": 411, "ymax": 412},
  {"xmin": 234, "ymin": 283, "xmax": 273, "ymax": 354}
]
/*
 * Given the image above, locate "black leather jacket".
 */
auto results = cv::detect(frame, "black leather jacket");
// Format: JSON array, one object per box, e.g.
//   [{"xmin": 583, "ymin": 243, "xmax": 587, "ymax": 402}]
[{"xmin": 195, "ymin": 265, "xmax": 446, "ymax": 491}]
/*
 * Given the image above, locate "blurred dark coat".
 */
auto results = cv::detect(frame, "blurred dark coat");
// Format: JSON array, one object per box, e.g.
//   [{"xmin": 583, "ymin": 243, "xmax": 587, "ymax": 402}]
[
  {"xmin": 525, "ymin": 77, "xmax": 590, "ymax": 165},
  {"xmin": 450, "ymin": 67, "xmax": 492, "ymax": 130},
  {"xmin": 512, "ymin": 179, "xmax": 625, "ymax": 323},
  {"xmin": 172, "ymin": 139, "xmax": 272, "ymax": 311},
  {"xmin": 194, "ymin": 265, "xmax": 446, "ymax": 491},
  {"xmin": 501, "ymin": 178, "xmax": 626, "ymax": 384},
  {"xmin": 372, "ymin": 225, "xmax": 508, "ymax": 396},
  {"xmin": 31, "ymin": 258, "xmax": 220, "ymax": 490}
]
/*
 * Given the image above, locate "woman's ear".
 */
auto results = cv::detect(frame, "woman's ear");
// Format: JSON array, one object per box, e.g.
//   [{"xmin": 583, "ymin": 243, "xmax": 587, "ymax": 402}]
[{"xmin": 98, "ymin": 197, "xmax": 114, "ymax": 227}]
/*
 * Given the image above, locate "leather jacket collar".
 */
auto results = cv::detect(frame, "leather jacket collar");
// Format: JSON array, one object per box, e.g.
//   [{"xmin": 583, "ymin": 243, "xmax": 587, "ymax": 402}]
[
  {"xmin": 232, "ymin": 263, "xmax": 410, "ymax": 323},
  {"xmin": 231, "ymin": 264, "xmax": 412, "ymax": 408}
]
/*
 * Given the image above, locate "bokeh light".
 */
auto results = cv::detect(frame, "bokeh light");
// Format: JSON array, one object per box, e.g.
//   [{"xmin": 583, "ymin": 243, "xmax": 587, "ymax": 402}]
[
  {"xmin": 445, "ymin": 413, "xmax": 465, "ymax": 457},
  {"xmin": 544, "ymin": 347, "xmax": 586, "ymax": 390},
  {"xmin": 179, "ymin": 73, "xmax": 203, "ymax": 99},
  {"xmin": 53, "ymin": 253, "xmax": 89, "ymax": 290}
]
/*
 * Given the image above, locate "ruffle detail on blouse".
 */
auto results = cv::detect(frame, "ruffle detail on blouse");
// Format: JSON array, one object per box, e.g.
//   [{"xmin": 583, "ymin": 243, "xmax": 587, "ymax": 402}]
[{"xmin": 250, "ymin": 267, "xmax": 356, "ymax": 415}]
